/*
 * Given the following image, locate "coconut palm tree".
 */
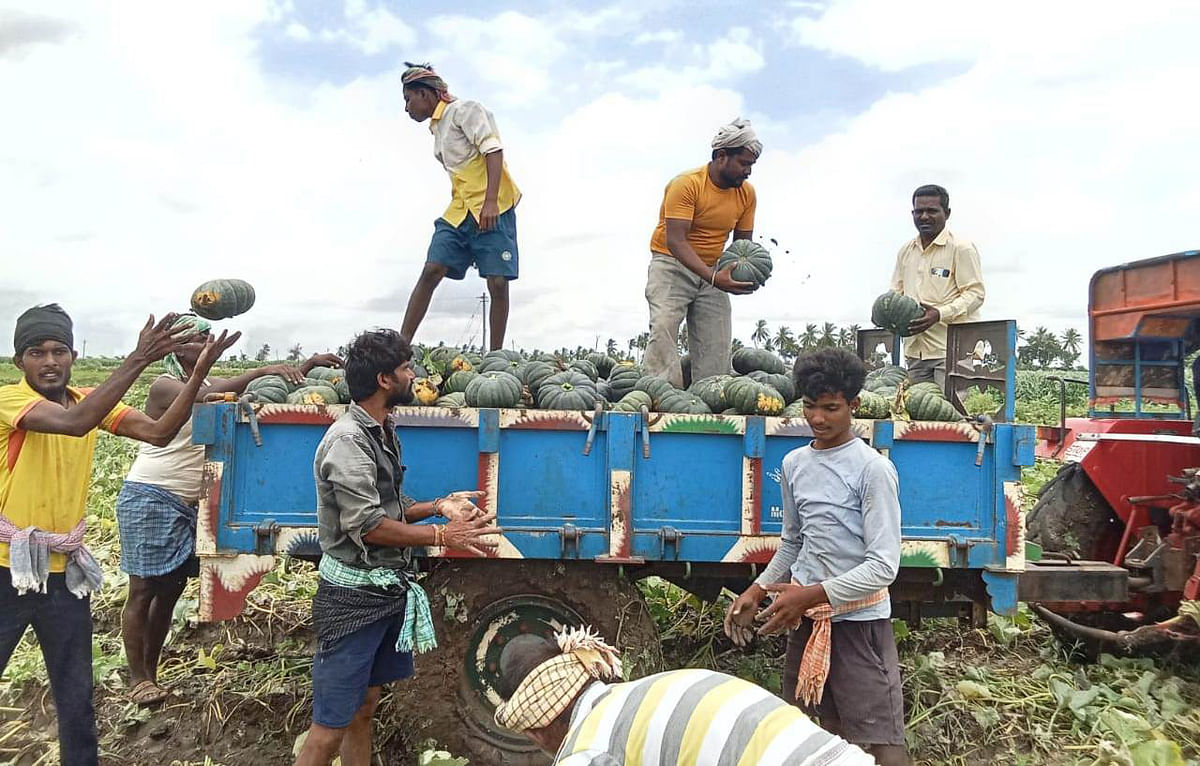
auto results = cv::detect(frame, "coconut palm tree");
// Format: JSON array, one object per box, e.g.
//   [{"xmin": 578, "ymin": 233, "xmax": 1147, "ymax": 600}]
[
  {"xmin": 751, "ymin": 319, "xmax": 770, "ymax": 348},
  {"xmin": 819, "ymin": 322, "xmax": 837, "ymax": 347},
  {"xmin": 800, "ymin": 324, "xmax": 819, "ymax": 350},
  {"xmin": 773, "ymin": 325, "xmax": 795, "ymax": 357}
]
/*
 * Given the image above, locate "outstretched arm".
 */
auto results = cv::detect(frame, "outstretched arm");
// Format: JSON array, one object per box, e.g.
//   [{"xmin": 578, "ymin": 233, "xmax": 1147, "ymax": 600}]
[
  {"xmin": 115, "ymin": 331, "xmax": 242, "ymax": 446},
  {"xmin": 19, "ymin": 314, "xmax": 195, "ymax": 437}
]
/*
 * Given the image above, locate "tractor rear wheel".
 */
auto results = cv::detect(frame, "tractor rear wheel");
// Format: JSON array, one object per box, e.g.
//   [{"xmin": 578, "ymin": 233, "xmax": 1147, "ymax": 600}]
[
  {"xmin": 387, "ymin": 560, "xmax": 660, "ymax": 766},
  {"xmin": 1026, "ymin": 461, "xmax": 1121, "ymax": 561}
]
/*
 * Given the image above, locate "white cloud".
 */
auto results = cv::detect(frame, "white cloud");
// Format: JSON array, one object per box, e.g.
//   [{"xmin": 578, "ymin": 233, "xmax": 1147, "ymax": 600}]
[{"xmin": 1, "ymin": 0, "xmax": 1199, "ymax": 364}]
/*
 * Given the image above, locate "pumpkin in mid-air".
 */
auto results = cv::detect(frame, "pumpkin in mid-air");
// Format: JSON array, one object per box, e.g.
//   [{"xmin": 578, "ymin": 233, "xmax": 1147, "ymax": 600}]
[{"xmin": 190, "ymin": 279, "xmax": 256, "ymax": 320}]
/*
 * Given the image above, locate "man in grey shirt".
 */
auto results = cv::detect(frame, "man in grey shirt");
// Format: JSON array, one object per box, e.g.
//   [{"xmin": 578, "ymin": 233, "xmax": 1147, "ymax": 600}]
[
  {"xmin": 295, "ymin": 329, "xmax": 499, "ymax": 766},
  {"xmin": 725, "ymin": 348, "xmax": 906, "ymax": 766}
]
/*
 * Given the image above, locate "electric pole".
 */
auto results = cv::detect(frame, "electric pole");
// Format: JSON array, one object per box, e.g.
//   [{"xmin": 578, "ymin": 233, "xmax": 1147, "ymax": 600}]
[{"xmin": 479, "ymin": 292, "xmax": 489, "ymax": 351}]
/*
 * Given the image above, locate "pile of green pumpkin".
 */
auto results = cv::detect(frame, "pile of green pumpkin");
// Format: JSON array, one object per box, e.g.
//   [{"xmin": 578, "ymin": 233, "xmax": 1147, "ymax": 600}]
[
  {"xmin": 241, "ymin": 348, "xmax": 960, "ymax": 422},
  {"xmin": 861, "ymin": 364, "xmax": 961, "ymax": 422},
  {"xmin": 244, "ymin": 366, "xmax": 350, "ymax": 406}
]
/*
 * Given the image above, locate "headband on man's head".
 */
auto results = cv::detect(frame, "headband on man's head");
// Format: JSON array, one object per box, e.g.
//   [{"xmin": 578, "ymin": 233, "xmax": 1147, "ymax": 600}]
[
  {"xmin": 14, "ymin": 303, "xmax": 73, "ymax": 355},
  {"xmin": 401, "ymin": 61, "xmax": 455, "ymax": 102},
  {"xmin": 494, "ymin": 626, "xmax": 622, "ymax": 733}
]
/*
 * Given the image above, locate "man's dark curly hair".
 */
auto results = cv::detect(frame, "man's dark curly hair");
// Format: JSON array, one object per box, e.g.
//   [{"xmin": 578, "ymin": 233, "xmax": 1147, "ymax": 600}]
[
  {"xmin": 792, "ymin": 348, "xmax": 867, "ymax": 403},
  {"xmin": 345, "ymin": 329, "xmax": 412, "ymax": 403}
]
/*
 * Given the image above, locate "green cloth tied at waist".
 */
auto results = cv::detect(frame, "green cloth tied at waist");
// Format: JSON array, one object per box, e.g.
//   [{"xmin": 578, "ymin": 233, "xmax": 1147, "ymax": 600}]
[{"xmin": 318, "ymin": 554, "xmax": 438, "ymax": 654}]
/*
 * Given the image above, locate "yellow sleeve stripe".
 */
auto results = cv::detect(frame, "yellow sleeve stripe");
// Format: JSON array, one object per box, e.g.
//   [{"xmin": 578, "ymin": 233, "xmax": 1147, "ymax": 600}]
[
  {"xmin": 677, "ymin": 677, "xmax": 749, "ymax": 766},
  {"xmin": 735, "ymin": 704, "xmax": 796, "ymax": 766}
]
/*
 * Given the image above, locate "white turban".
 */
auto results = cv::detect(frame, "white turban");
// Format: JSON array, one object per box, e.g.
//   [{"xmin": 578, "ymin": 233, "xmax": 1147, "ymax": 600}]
[{"xmin": 711, "ymin": 118, "xmax": 762, "ymax": 157}]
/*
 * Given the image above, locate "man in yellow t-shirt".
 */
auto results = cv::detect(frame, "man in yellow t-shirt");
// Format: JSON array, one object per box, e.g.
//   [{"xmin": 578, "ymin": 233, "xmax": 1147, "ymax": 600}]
[
  {"xmin": 644, "ymin": 119, "xmax": 761, "ymax": 388},
  {"xmin": 398, "ymin": 62, "xmax": 521, "ymax": 351},
  {"xmin": 0, "ymin": 304, "xmax": 238, "ymax": 766}
]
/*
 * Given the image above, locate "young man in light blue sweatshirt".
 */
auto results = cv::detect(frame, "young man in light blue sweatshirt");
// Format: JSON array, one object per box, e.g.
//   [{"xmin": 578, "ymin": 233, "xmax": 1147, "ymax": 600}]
[{"xmin": 725, "ymin": 348, "xmax": 907, "ymax": 766}]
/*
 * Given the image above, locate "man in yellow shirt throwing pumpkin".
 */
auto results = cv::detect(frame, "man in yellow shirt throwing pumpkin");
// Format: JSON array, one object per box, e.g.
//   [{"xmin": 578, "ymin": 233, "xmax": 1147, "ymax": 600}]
[
  {"xmin": 0, "ymin": 304, "xmax": 237, "ymax": 766},
  {"xmin": 644, "ymin": 119, "xmax": 761, "ymax": 388}
]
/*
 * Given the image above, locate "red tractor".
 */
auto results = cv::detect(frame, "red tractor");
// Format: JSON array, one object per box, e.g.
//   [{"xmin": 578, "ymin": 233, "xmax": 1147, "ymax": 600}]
[{"xmin": 1030, "ymin": 250, "xmax": 1200, "ymax": 655}]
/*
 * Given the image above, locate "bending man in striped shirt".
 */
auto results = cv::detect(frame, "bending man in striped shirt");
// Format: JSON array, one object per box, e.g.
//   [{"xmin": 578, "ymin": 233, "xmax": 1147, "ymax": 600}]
[{"xmin": 494, "ymin": 627, "xmax": 873, "ymax": 766}]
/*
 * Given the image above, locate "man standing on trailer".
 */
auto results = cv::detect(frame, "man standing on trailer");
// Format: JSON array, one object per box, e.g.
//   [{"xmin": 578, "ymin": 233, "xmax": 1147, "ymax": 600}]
[
  {"xmin": 889, "ymin": 184, "xmax": 985, "ymax": 386},
  {"xmin": 398, "ymin": 62, "xmax": 522, "ymax": 351},
  {"xmin": 643, "ymin": 118, "xmax": 762, "ymax": 388}
]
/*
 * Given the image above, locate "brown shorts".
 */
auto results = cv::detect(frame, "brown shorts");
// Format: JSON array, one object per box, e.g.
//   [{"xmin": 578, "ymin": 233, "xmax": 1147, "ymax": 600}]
[{"xmin": 783, "ymin": 617, "xmax": 906, "ymax": 747}]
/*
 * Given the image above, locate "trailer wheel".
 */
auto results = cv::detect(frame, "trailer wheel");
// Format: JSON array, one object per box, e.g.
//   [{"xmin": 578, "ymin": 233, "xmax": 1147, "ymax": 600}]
[
  {"xmin": 388, "ymin": 560, "xmax": 660, "ymax": 766},
  {"xmin": 1026, "ymin": 461, "xmax": 1121, "ymax": 560}
]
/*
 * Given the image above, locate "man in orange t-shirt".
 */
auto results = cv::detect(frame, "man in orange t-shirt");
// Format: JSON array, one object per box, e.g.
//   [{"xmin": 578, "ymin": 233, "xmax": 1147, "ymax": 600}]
[
  {"xmin": 644, "ymin": 119, "xmax": 761, "ymax": 387},
  {"xmin": 0, "ymin": 304, "xmax": 237, "ymax": 766}
]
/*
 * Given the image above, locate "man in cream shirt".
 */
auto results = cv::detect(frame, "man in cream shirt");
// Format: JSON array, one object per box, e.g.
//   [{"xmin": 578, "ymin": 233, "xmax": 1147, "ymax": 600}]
[{"xmin": 890, "ymin": 184, "xmax": 985, "ymax": 386}]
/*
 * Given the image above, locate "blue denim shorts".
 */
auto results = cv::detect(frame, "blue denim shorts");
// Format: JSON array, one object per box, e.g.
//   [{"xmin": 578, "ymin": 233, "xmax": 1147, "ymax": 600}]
[
  {"xmin": 427, "ymin": 207, "xmax": 519, "ymax": 280},
  {"xmin": 311, "ymin": 612, "xmax": 414, "ymax": 728}
]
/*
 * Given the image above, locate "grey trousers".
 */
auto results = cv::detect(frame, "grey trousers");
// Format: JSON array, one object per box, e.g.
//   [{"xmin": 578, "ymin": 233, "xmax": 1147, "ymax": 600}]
[
  {"xmin": 906, "ymin": 357, "xmax": 946, "ymax": 387},
  {"xmin": 643, "ymin": 254, "xmax": 732, "ymax": 388}
]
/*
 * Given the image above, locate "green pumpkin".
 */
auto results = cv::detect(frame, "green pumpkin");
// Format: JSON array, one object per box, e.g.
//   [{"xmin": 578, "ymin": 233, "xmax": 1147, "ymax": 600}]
[
  {"xmin": 715, "ymin": 239, "xmax": 773, "ymax": 287},
  {"xmin": 584, "ymin": 352, "xmax": 617, "ymax": 379},
  {"xmin": 781, "ymin": 401, "xmax": 805, "ymax": 417},
  {"xmin": 634, "ymin": 375, "xmax": 677, "ymax": 408},
  {"xmin": 464, "ymin": 371, "xmax": 523, "ymax": 408},
  {"xmin": 537, "ymin": 371, "xmax": 601, "ymax": 410},
  {"xmin": 607, "ymin": 363, "xmax": 643, "ymax": 399},
  {"xmin": 334, "ymin": 379, "xmax": 351, "ymax": 404},
  {"xmin": 246, "ymin": 374, "xmax": 291, "ymax": 403},
  {"xmin": 688, "ymin": 375, "xmax": 734, "ymax": 412},
  {"xmin": 442, "ymin": 369, "xmax": 479, "ymax": 395},
  {"xmin": 871, "ymin": 291, "xmax": 924, "ymax": 337},
  {"xmin": 724, "ymin": 377, "xmax": 786, "ymax": 415},
  {"xmin": 479, "ymin": 355, "xmax": 527, "ymax": 378},
  {"xmin": 611, "ymin": 390, "xmax": 653, "ymax": 412},
  {"xmin": 189, "ymin": 278, "xmax": 256, "ymax": 320},
  {"xmin": 731, "ymin": 347, "xmax": 787, "ymax": 375},
  {"xmin": 656, "ymin": 391, "xmax": 712, "ymax": 414},
  {"xmin": 596, "ymin": 380, "xmax": 613, "ymax": 402},
  {"xmin": 747, "ymin": 371, "xmax": 796, "ymax": 403},
  {"xmin": 305, "ymin": 366, "xmax": 344, "ymax": 386},
  {"xmin": 854, "ymin": 390, "xmax": 891, "ymax": 419},
  {"xmin": 865, "ymin": 364, "xmax": 907, "ymax": 392},
  {"xmin": 483, "ymin": 349, "xmax": 524, "ymax": 363},
  {"xmin": 721, "ymin": 407, "xmax": 740, "ymax": 416},
  {"xmin": 905, "ymin": 388, "xmax": 959, "ymax": 421},
  {"xmin": 436, "ymin": 392, "xmax": 466, "ymax": 408},
  {"xmin": 905, "ymin": 382, "xmax": 943, "ymax": 400},
  {"xmin": 428, "ymin": 345, "xmax": 460, "ymax": 368},
  {"xmin": 286, "ymin": 385, "xmax": 339, "ymax": 406},
  {"xmin": 568, "ymin": 359, "xmax": 599, "ymax": 382},
  {"xmin": 522, "ymin": 360, "xmax": 557, "ymax": 396}
]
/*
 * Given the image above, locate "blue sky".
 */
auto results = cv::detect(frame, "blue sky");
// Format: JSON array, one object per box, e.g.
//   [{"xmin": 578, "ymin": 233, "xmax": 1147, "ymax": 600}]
[{"xmin": 2, "ymin": 0, "xmax": 1199, "ymax": 356}]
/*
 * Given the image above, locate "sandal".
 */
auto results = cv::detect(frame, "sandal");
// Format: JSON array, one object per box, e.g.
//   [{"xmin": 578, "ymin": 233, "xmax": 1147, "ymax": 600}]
[{"xmin": 130, "ymin": 679, "xmax": 169, "ymax": 707}]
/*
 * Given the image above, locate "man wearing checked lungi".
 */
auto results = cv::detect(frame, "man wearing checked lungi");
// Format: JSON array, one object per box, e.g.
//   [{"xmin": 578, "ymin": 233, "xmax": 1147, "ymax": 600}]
[
  {"xmin": 293, "ymin": 328, "xmax": 500, "ymax": 766},
  {"xmin": 115, "ymin": 313, "xmax": 342, "ymax": 707}
]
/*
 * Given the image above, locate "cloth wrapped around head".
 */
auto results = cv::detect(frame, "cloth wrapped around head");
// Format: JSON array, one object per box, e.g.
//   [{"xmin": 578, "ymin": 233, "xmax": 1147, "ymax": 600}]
[
  {"xmin": 401, "ymin": 61, "xmax": 456, "ymax": 102},
  {"xmin": 494, "ymin": 626, "xmax": 623, "ymax": 732},
  {"xmin": 711, "ymin": 117, "xmax": 762, "ymax": 157},
  {"xmin": 13, "ymin": 303, "xmax": 73, "ymax": 355},
  {"xmin": 162, "ymin": 314, "xmax": 212, "ymax": 380}
]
